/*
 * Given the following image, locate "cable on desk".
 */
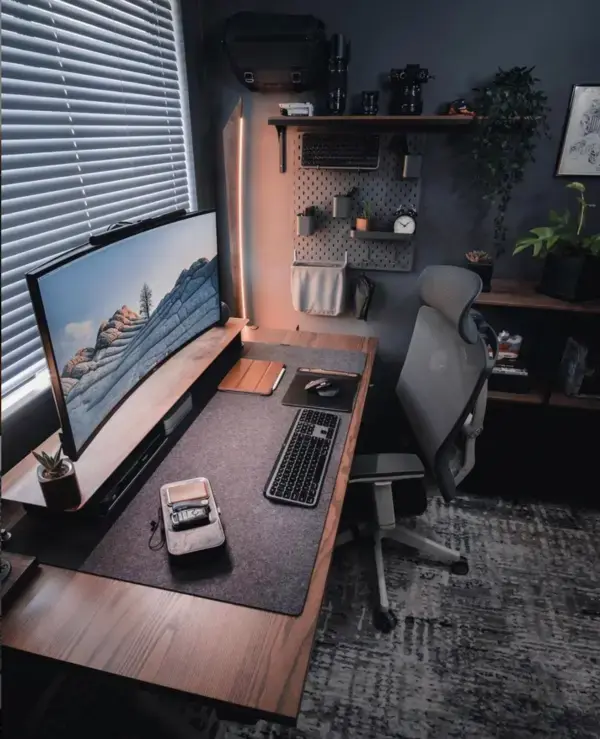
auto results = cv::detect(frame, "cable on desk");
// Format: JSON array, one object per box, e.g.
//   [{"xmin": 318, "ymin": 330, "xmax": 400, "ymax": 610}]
[{"xmin": 148, "ymin": 506, "xmax": 165, "ymax": 551}]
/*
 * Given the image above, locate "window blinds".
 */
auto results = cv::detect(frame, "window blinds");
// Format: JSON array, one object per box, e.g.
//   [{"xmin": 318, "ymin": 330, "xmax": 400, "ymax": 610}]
[{"xmin": 1, "ymin": 0, "xmax": 195, "ymax": 397}]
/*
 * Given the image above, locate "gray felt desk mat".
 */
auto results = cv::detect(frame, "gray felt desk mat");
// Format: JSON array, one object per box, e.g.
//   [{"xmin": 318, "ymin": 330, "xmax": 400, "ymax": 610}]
[{"xmin": 81, "ymin": 343, "xmax": 366, "ymax": 616}]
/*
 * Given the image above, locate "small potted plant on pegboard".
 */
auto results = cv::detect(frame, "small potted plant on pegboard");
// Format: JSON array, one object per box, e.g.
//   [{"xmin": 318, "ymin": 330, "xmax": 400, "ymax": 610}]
[
  {"xmin": 465, "ymin": 250, "xmax": 494, "ymax": 292},
  {"xmin": 34, "ymin": 446, "xmax": 82, "ymax": 511},
  {"xmin": 356, "ymin": 201, "xmax": 373, "ymax": 231}
]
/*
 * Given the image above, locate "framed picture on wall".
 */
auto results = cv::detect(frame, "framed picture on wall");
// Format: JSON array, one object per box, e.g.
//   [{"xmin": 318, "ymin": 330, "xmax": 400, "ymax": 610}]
[{"xmin": 556, "ymin": 84, "xmax": 600, "ymax": 176}]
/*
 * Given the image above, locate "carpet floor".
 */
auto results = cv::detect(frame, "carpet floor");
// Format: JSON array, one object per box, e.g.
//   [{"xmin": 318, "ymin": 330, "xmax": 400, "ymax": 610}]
[
  {"xmin": 228, "ymin": 494, "xmax": 600, "ymax": 739},
  {"xmin": 11, "ymin": 495, "xmax": 600, "ymax": 739}
]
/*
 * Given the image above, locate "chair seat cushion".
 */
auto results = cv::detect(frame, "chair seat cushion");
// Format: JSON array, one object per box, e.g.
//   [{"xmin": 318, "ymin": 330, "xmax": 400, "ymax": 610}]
[{"xmin": 350, "ymin": 453, "xmax": 425, "ymax": 483}]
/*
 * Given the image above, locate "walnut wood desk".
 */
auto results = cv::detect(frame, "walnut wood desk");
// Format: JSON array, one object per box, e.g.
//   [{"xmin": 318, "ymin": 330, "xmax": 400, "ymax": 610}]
[{"xmin": 3, "ymin": 326, "xmax": 377, "ymax": 724}]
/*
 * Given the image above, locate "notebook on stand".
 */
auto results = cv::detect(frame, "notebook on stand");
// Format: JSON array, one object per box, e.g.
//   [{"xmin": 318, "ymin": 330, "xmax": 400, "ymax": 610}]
[{"xmin": 218, "ymin": 358, "xmax": 286, "ymax": 396}]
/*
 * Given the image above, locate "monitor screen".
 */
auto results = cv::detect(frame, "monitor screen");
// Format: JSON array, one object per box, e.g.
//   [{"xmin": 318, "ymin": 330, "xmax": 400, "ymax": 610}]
[{"xmin": 29, "ymin": 211, "xmax": 220, "ymax": 459}]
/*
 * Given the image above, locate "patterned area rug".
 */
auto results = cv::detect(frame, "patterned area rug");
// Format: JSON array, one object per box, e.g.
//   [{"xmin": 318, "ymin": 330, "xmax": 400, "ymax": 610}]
[
  {"xmin": 227, "ymin": 495, "xmax": 600, "ymax": 739},
  {"xmin": 13, "ymin": 495, "xmax": 600, "ymax": 739}
]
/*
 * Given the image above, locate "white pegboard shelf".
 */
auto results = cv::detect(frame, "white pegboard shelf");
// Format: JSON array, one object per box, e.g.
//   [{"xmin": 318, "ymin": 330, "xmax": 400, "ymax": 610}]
[{"xmin": 292, "ymin": 132, "xmax": 422, "ymax": 273}]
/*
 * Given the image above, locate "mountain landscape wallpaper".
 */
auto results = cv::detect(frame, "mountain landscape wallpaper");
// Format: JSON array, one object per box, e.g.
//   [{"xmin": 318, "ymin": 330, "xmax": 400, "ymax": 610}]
[{"xmin": 38, "ymin": 215, "xmax": 220, "ymax": 453}]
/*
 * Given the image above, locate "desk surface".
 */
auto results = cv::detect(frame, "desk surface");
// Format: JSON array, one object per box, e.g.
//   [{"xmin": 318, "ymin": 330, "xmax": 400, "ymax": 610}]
[{"xmin": 3, "ymin": 325, "xmax": 377, "ymax": 723}]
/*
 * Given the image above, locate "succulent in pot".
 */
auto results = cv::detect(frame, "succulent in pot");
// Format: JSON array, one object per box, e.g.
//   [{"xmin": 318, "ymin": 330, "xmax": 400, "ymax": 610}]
[
  {"xmin": 465, "ymin": 250, "xmax": 494, "ymax": 292},
  {"xmin": 34, "ymin": 446, "xmax": 82, "ymax": 511},
  {"xmin": 355, "ymin": 201, "xmax": 373, "ymax": 231}
]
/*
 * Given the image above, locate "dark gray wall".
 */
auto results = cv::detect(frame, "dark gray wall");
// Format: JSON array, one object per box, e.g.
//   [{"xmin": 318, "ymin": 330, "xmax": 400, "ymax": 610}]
[{"xmin": 204, "ymin": 0, "xmax": 600, "ymax": 374}]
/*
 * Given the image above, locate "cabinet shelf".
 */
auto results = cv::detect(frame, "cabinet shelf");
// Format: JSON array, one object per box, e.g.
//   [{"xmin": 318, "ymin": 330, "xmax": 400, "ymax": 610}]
[
  {"xmin": 488, "ymin": 389, "xmax": 600, "ymax": 410},
  {"xmin": 488, "ymin": 389, "xmax": 546, "ymax": 405},
  {"xmin": 475, "ymin": 280, "xmax": 600, "ymax": 314},
  {"xmin": 548, "ymin": 392, "xmax": 600, "ymax": 410}
]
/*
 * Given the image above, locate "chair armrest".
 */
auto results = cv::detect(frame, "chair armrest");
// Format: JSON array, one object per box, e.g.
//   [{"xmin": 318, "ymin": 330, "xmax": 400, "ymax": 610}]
[{"xmin": 350, "ymin": 453, "xmax": 425, "ymax": 483}]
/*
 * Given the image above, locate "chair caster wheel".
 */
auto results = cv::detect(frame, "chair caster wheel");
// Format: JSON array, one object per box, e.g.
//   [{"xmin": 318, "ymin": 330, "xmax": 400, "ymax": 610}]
[
  {"xmin": 373, "ymin": 608, "xmax": 398, "ymax": 633},
  {"xmin": 450, "ymin": 556, "xmax": 469, "ymax": 575}
]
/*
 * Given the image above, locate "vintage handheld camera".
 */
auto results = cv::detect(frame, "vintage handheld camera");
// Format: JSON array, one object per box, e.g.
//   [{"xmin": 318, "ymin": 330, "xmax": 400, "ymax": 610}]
[
  {"xmin": 389, "ymin": 65, "xmax": 434, "ymax": 116},
  {"xmin": 170, "ymin": 499, "xmax": 211, "ymax": 531}
]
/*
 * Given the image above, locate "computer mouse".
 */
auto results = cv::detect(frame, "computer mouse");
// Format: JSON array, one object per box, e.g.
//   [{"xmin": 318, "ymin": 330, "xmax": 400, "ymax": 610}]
[{"xmin": 304, "ymin": 378, "xmax": 340, "ymax": 398}]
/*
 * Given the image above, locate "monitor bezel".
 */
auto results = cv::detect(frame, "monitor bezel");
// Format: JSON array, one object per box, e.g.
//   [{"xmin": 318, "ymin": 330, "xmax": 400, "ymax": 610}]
[{"xmin": 26, "ymin": 209, "xmax": 220, "ymax": 461}]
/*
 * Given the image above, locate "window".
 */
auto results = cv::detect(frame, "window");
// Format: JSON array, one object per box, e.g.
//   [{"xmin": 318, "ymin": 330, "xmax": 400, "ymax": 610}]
[{"xmin": 1, "ymin": 0, "xmax": 196, "ymax": 399}]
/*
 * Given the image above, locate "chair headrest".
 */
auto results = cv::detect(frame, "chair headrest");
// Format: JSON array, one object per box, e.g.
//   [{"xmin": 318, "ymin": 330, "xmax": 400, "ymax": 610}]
[{"xmin": 418, "ymin": 266, "xmax": 482, "ymax": 344}]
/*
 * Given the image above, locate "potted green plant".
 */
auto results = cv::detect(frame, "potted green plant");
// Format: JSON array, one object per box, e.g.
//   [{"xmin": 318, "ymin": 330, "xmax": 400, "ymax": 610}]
[
  {"xmin": 356, "ymin": 201, "xmax": 372, "ymax": 231},
  {"xmin": 34, "ymin": 445, "xmax": 82, "ymax": 511},
  {"xmin": 514, "ymin": 182, "xmax": 600, "ymax": 302},
  {"xmin": 465, "ymin": 250, "xmax": 494, "ymax": 292},
  {"xmin": 469, "ymin": 66, "xmax": 550, "ymax": 258}
]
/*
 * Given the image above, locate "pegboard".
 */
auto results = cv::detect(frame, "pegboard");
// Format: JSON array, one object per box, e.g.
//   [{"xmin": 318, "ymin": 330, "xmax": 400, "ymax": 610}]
[{"xmin": 293, "ymin": 133, "xmax": 423, "ymax": 272}]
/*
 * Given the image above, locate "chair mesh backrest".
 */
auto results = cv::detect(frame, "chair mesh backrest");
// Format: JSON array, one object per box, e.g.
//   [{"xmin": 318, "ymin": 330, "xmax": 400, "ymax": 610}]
[{"xmin": 396, "ymin": 266, "xmax": 488, "ymax": 500}]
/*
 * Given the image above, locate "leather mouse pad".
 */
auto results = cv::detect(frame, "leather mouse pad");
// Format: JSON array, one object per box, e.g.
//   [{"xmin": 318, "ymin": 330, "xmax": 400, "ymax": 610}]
[{"xmin": 281, "ymin": 369, "xmax": 361, "ymax": 413}]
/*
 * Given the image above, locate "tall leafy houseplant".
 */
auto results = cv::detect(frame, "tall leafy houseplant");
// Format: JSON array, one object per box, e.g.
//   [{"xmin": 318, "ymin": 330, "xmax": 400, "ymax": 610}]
[
  {"xmin": 471, "ymin": 66, "xmax": 550, "ymax": 257},
  {"xmin": 514, "ymin": 182, "xmax": 600, "ymax": 302}
]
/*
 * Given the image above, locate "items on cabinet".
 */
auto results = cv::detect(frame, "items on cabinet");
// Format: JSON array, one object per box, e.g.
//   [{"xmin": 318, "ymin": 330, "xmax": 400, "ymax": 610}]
[{"xmin": 560, "ymin": 338, "xmax": 600, "ymax": 399}]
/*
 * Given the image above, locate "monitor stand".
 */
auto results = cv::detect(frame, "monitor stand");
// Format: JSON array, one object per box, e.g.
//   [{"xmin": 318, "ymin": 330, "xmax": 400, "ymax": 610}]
[
  {"xmin": 90, "ymin": 337, "xmax": 240, "ymax": 519},
  {"xmin": 3, "ymin": 320, "xmax": 247, "ymax": 517}
]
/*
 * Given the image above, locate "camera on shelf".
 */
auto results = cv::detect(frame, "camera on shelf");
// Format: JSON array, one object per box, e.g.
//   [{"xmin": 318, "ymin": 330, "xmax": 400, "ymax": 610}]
[{"xmin": 389, "ymin": 64, "xmax": 434, "ymax": 116}]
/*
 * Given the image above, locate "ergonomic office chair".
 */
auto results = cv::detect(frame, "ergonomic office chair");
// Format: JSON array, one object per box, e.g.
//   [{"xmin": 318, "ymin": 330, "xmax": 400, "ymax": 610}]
[{"xmin": 341, "ymin": 265, "xmax": 498, "ymax": 632}]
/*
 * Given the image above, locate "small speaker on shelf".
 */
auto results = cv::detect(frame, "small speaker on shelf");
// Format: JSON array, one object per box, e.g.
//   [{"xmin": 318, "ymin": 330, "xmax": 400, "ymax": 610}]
[{"xmin": 218, "ymin": 301, "xmax": 231, "ymax": 326}]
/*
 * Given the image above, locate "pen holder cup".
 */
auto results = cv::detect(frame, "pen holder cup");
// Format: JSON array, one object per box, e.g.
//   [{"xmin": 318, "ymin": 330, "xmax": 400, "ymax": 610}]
[
  {"xmin": 297, "ymin": 214, "xmax": 315, "ymax": 236},
  {"xmin": 333, "ymin": 195, "xmax": 352, "ymax": 219}
]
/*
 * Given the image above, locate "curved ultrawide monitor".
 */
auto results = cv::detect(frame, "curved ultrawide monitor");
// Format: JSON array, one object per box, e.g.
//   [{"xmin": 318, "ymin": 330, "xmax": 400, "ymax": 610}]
[{"xmin": 27, "ymin": 211, "xmax": 220, "ymax": 460}]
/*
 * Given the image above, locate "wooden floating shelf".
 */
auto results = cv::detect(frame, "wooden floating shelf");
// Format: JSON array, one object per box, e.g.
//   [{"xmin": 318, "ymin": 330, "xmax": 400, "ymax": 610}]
[
  {"xmin": 268, "ymin": 114, "xmax": 474, "ymax": 130},
  {"xmin": 267, "ymin": 115, "xmax": 474, "ymax": 172},
  {"xmin": 350, "ymin": 229, "xmax": 412, "ymax": 242},
  {"xmin": 475, "ymin": 280, "xmax": 600, "ymax": 314}
]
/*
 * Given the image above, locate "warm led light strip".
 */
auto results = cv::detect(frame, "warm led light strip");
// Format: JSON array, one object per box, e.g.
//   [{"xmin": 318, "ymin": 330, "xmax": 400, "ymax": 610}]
[{"xmin": 237, "ymin": 113, "xmax": 248, "ymax": 320}]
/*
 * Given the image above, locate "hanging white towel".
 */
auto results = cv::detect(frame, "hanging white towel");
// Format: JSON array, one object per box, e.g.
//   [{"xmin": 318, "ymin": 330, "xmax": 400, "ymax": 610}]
[{"xmin": 291, "ymin": 260, "xmax": 347, "ymax": 316}]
